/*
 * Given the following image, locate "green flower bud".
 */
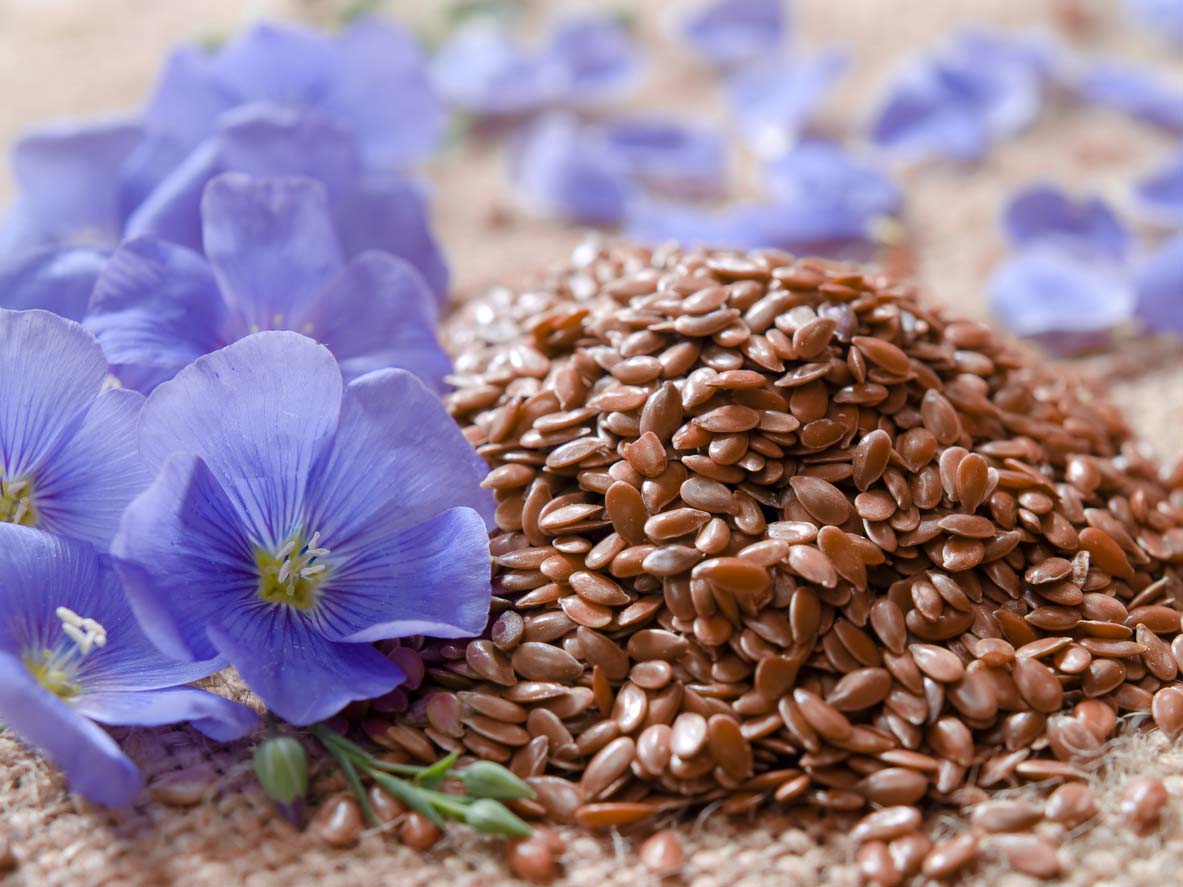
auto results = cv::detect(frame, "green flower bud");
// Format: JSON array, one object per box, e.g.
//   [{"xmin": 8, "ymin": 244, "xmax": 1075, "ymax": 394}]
[
  {"xmin": 253, "ymin": 735, "xmax": 308, "ymax": 805},
  {"xmin": 460, "ymin": 760, "xmax": 536, "ymax": 801},
  {"xmin": 463, "ymin": 798, "xmax": 533, "ymax": 837}
]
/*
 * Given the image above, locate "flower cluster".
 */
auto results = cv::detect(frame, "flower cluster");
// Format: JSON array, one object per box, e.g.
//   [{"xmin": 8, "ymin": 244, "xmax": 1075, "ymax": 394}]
[
  {"xmin": 0, "ymin": 16, "xmax": 497, "ymax": 815},
  {"xmin": 0, "ymin": 18, "xmax": 449, "ymax": 319}
]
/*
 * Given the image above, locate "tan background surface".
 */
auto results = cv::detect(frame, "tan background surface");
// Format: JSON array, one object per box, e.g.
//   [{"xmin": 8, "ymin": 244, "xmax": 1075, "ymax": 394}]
[{"xmin": 2, "ymin": 1, "xmax": 1183, "ymax": 885}]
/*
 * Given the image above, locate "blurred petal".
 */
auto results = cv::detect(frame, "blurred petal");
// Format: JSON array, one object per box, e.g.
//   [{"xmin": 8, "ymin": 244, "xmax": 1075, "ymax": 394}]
[
  {"xmin": 306, "ymin": 368, "xmax": 495, "ymax": 540},
  {"xmin": 113, "ymin": 453, "xmax": 257, "ymax": 663},
  {"xmin": 1134, "ymin": 151, "xmax": 1183, "ymax": 226},
  {"xmin": 207, "ymin": 614, "xmax": 401, "ymax": 725},
  {"xmin": 5, "ymin": 118, "xmax": 141, "ymax": 251},
  {"xmin": 512, "ymin": 114, "xmax": 636, "ymax": 225},
  {"xmin": 86, "ymin": 237, "xmax": 229, "ymax": 393},
  {"xmin": 1078, "ymin": 62, "xmax": 1183, "ymax": 132},
  {"xmin": 140, "ymin": 45, "xmax": 230, "ymax": 148},
  {"xmin": 75, "ymin": 688, "xmax": 258, "ymax": 742},
  {"xmin": 627, "ymin": 200, "xmax": 754, "ymax": 249},
  {"xmin": 123, "ymin": 140, "xmax": 222, "ymax": 252},
  {"xmin": 1135, "ymin": 232, "xmax": 1183, "ymax": 332},
  {"xmin": 1125, "ymin": 0, "xmax": 1183, "ymax": 47},
  {"xmin": 0, "ymin": 246, "xmax": 107, "ymax": 320},
  {"xmin": 296, "ymin": 252, "xmax": 451, "ymax": 388},
  {"xmin": 728, "ymin": 51, "xmax": 847, "ymax": 156},
  {"xmin": 547, "ymin": 15, "xmax": 640, "ymax": 105},
  {"xmin": 210, "ymin": 22, "xmax": 338, "ymax": 106},
  {"xmin": 326, "ymin": 18, "xmax": 444, "ymax": 165},
  {"xmin": 33, "ymin": 389, "xmax": 151, "ymax": 549},
  {"xmin": 1002, "ymin": 185, "xmax": 1130, "ymax": 259},
  {"xmin": 0, "ymin": 309, "xmax": 107, "ymax": 478},
  {"xmin": 989, "ymin": 248, "xmax": 1135, "ymax": 353},
  {"xmin": 681, "ymin": 0, "xmax": 786, "ymax": 69},
  {"xmin": 0, "ymin": 651, "xmax": 141, "ymax": 807},
  {"xmin": 432, "ymin": 21, "xmax": 568, "ymax": 116},
  {"xmin": 600, "ymin": 117, "xmax": 726, "ymax": 196},
  {"xmin": 331, "ymin": 174, "xmax": 450, "ymax": 302},
  {"xmin": 314, "ymin": 506, "xmax": 491, "ymax": 643},
  {"xmin": 765, "ymin": 142, "xmax": 901, "ymax": 236},
  {"xmin": 136, "ymin": 333, "xmax": 342, "ymax": 548},
  {"xmin": 201, "ymin": 174, "xmax": 345, "ymax": 331}
]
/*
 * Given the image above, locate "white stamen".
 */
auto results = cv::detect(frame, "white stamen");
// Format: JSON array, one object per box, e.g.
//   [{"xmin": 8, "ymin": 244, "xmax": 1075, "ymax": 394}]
[
  {"xmin": 5, "ymin": 479, "xmax": 27, "ymax": 496},
  {"xmin": 275, "ymin": 539, "xmax": 297, "ymax": 560},
  {"xmin": 56, "ymin": 606, "xmax": 107, "ymax": 657},
  {"xmin": 300, "ymin": 564, "xmax": 326, "ymax": 578},
  {"xmin": 12, "ymin": 500, "xmax": 29, "ymax": 524},
  {"xmin": 277, "ymin": 561, "xmax": 292, "ymax": 585}
]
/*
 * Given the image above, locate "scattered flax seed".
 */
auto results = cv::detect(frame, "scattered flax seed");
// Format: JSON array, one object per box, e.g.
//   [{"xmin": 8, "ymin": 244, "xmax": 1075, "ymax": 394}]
[{"xmin": 371, "ymin": 243, "xmax": 1183, "ymax": 880}]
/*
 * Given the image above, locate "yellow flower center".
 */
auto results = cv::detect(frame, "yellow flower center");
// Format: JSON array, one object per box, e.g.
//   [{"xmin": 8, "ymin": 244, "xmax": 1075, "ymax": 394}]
[
  {"xmin": 255, "ymin": 531, "xmax": 331, "ymax": 612},
  {"xmin": 0, "ymin": 473, "xmax": 37, "ymax": 527},
  {"xmin": 24, "ymin": 606, "xmax": 108, "ymax": 699}
]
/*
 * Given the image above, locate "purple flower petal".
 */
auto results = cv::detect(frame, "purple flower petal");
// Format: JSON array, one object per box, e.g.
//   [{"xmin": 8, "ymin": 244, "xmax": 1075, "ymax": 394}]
[
  {"xmin": 0, "ymin": 247, "xmax": 108, "ymax": 321},
  {"xmin": 1135, "ymin": 232, "xmax": 1183, "ymax": 332},
  {"xmin": 432, "ymin": 22, "xmax": 568, "ymax": 117},
  {"xmin": 1, "ymin": 119, "xmax": 142, "ymax": 256},
  {"xmin": 73, "ymin": 688, "xmax": 257, "ymax": 742},
  {"xmin": 1134, "ymin": 150, "xmax": 1183, "ymax": 226},
  {"xmin": 135, "ymin": 332, "xmax": 342, "ymax": 547},
  {"xmin": 1125, "ymin": 0, "xmax": 1183, "ymax": 47},
  {"xmin": 0, "ymin": 309, "xmax": 107, "ymax": 478},
  {"xmin": 599, "ymin": 117, "xmax": 727, "ymax": 196},
  {"xmin": 1078, "ymin": 62, "xmax": 1183, "ymax": 132},
  {"xmin": 330, "ymin": 173, "xmax": 449, "ymax": 301},
  {"xmin": 547, "ymin": 14, "xmax": 640, "ymax": 105},
  {"xmin": 627, "ymin": 201, "xmax": 755, "ymax": 250},
  {"xmin": 870, "ymin": 31, "xmax": 1048, "ymax": 161},
  {"xmin": 0, "ymin": 651, "xmax": 141, "ymax": 807},
  {"xmin": 113, "ymin": 453, "xmax": 257, "ymax": 663},
  {"xmin": 296, "ymin": 253, "xmax": 451, "ymax": 389},
  {"xmin": 988, "ymin": 247, "xmax": 1135, "ymax": 353},
  {"xmin": 32, "ymin": 389, "xmax": 151, "ymax": 549},
  {"xmin": 202, "ymin": 174, "xmax": 345, "ymax": 333},
  {"xmin": 207, "ymin": 613, "xmax": 401, "ymax": 725},
  {"xmin": 1003, "ymin": 185, "xmax": 1130, "ymax": 259},
  {"xmin": 0, "ymin": 524, "xmax": 222, "ymax": 693},
  {"xmin": 312, "ymin": 505, "xmax": 491, "ymax": 643},
  {"xmin": 321, "ymin": 18, "xmax": 444, "ymax": 166},
  {"xmin": 306, "ymin": 368, "xmax": 495, "ymax": 539},
  {"xmin": 765, "ymin": 141, "xmax": 901, "ymax": 233},
  {"xmin": 511, "ymin": 114, "xmax": 636, "ymax": 225},
  {"xmin": 680, "ymin": 0, "xmax": 787, "ymax": 69},
  {"xmin": 127, "ymin": 106, "xmax": 449, "ymax": 301},
  {"xmin": 727, "ymin": 51, "xmax": 847, "ymax": 156},
  {"xmin": 86, "ymin": 237, "xmax": 229, "ymax": 394}
]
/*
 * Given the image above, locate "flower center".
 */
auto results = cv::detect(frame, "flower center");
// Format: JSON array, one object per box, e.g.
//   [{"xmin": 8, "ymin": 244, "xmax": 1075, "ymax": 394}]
[
  {"xmin": 0, "ymin": 473, "xmax": 37, "ymax": 527},
  {"xmin": 255, "ymin": 531, "xmax": 331, "ymax": 612},
  {"xmin": 23, "ymin": 606, "xmax": 108, "ymax": 699}
]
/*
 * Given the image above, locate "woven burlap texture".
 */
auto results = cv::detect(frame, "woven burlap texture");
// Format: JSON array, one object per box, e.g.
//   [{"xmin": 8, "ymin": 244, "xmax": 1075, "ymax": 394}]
[{"xmin": 2, "ymin": 1, "xmax": 1183, "ymax": 885}]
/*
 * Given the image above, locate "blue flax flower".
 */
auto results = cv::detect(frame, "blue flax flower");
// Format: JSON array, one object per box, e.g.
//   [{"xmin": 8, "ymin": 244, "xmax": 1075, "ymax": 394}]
[
  {"xmin": 123, "ymin": 105, "xmax": 447, "ymax": 299},
  {"xmin": 680, "ymin": 0, "xmax": 787, "ymax": 69},
  {"xmin": 870, "ymin": 31, "xmax": 1053, "ymax": 162},
  {"xmin": 988, "ymin": 248, "xmax": 1135, "ymax": 354},
  {"xmin": 1134, "ymin": 150, "xmax": 1183, "ymax": 227},
  {"xmin": 1077, "ymin": 62, "xmax": 1183, "ymax": 133},
  {"xmin": 0, "ymin": 308, "xmax": 148, "ymax": 548},
  {"xmin": 510, "ymin": 114, "xmax": 728, "ymax": 224},
  {"xmin": 0, "ymin": 524, "xmax": 257, "ymax": 806},
  {"xmin": 727, "ymin": 51, "xmax": 847, "ymax": 157},
  {"xmin": 0, "ymin": 19, "xmax": 444, "ymax": 305},
  {"xmin": 1002, "ymin": 185, "xmax": 1130, "ymax": 259},
  {"xmin": 0, "ymin": 247, "xmax": 109, "ymax": 321},
  {"xmin": 86, "ymin": 173, "xmax": 451, "ymax": 395},
  {"xmin": 431, "ymin": 15, "xmax": 638, "ymax": 118},
  {"xmin": 1136, "ymin": 233, "xmax": 1183, "ymax": 332},
  {"xmin": 629, "ymin": 142, "xmax": 898, "ymax": 255},
  {"xmin": 112, "ymin": 333, "xmax": 494, "ymax": 725}
]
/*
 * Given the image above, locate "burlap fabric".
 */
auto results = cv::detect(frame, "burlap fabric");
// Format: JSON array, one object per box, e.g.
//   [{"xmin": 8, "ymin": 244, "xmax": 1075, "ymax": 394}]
[{"xmin": 2, "ymin": 1, "xmax": 1183, "ymax": 885}]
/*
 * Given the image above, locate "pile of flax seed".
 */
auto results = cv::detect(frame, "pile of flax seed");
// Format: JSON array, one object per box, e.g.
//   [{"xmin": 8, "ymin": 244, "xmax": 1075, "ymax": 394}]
[{"xmin": 379, "ymin": 242, "xmax": 1183, "ymax": 883}]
